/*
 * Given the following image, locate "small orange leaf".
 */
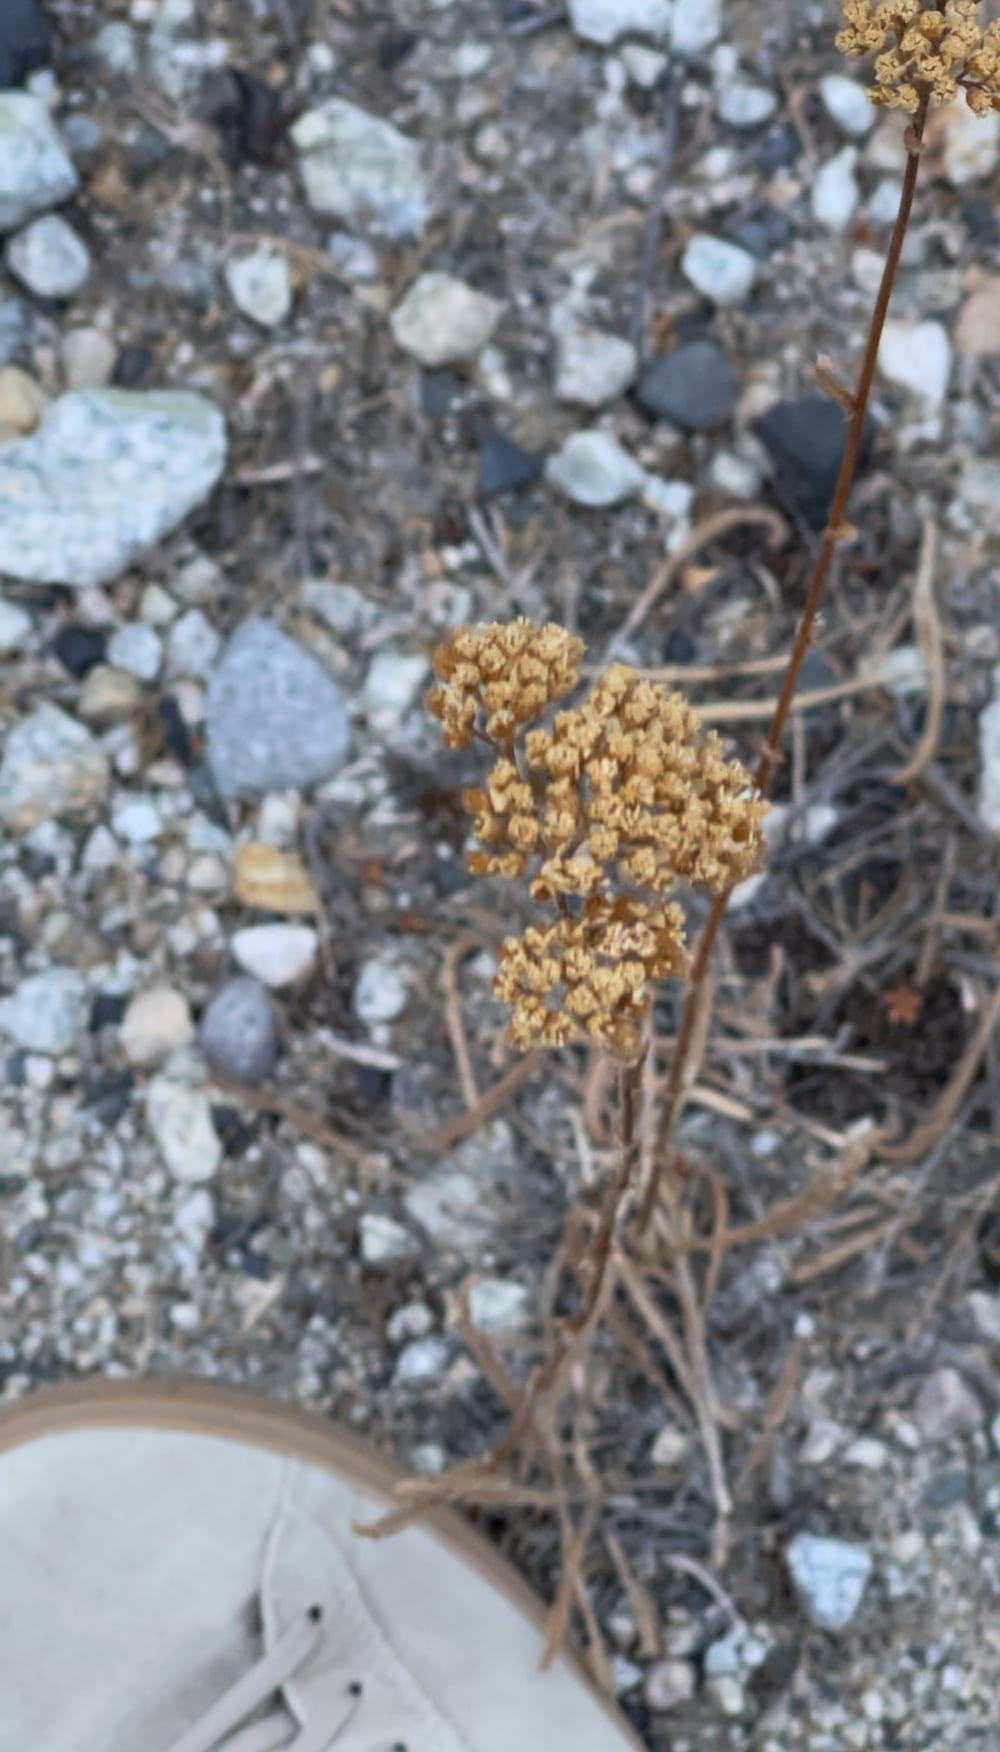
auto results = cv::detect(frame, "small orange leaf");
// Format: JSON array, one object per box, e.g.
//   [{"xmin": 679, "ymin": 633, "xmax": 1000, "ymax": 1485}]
[{"xmin": 882, "ymin": 983, "xmax": 922, "ymax": 1027}]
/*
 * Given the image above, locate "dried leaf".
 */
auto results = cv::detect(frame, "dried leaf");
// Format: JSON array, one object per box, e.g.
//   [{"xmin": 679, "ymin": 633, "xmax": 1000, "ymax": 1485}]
[{"xmin": 234, "ymin": 842, "xmax": 318, "ymax": 915}]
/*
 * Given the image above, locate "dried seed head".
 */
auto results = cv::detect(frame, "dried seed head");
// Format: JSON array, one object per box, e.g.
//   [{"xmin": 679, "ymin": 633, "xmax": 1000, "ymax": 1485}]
[
  {"xmin": 836, "ymin": 0, "xmax": 1000, "ymax": 113},
  {"xmin": 428, "ymin": 624, "xmax": 767, "ymax": 1059},
  {"xmin": 427, "ymin": 619, "xmax": 585, "ymax": 750}
]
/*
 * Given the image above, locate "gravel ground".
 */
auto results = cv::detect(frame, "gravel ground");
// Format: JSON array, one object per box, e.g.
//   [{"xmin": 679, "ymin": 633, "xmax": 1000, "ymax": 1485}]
[{"xmin": 2, "ymin": 0, "xmax": 1000, "ymax": 1745}]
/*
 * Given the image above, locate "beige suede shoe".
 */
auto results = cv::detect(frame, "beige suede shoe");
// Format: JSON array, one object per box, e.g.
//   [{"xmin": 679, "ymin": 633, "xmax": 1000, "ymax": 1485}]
[{"xmin": 0, "ymin": 1380, "xmax": 644, "ymax": 1752}]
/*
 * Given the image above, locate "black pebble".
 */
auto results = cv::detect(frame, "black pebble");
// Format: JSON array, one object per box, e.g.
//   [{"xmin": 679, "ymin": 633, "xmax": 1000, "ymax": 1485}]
[
  {"xmin": 662, "ymin": 627, "xmax": 697, "ymax": 665},
  {"xmin": 157, "ymin": 695, "xmax": 193, "ymax": 764},
  {"xmin": 477, "ymin": 431, "xmax": 544, "ymax": 497},
  {"xmin": 51, "ymin": 623, "xmax": 107, "ymax": 678},
  {"xmin": 421, "ymin": 371, "xmax": 461, "ymax": 419},
  {"xmin": 112, "ymin": 344, "xmax": 155, "ymax": 389},
  {"xmin": 356, "ymin": 1063, "xmax": 393, "ymax": 1107},
  {"xmin": 89, "ymin": 991, "xmax": 127, "ymax": 1032},
  {"xmin": 199, "ymin": 67, "xmax": 289, "ymax": 167},
  {"xmin": 754, "ymin": 395, "xmax": 874, "ymax": 532},
  {"xmin": 753, "ymin": 122, "xmax": 802, "ymax": 172},
  {"xmin": 81, "ymin": 1071, "xmax": 133, "ymax": 1129},
  {"xmin": 635, "ymin": 339, "xmax": 737, "ymax": 433},
  {"xmin": 0, "ymin": 0, "xmax": 51, "ymax": 91}
]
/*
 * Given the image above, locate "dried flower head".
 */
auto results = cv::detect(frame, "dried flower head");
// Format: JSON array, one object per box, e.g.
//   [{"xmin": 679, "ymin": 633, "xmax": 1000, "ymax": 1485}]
[
  {"xmin": 836, "ymin": 0, "xmax": 1000, "ymax": 113},
  {"xmin": 427, "ymin": 620, "xmax": 585, "ymax": 751},
  {"xmin": 429, "ymin": 623, "xmax": 767, "ymax": 1060}
]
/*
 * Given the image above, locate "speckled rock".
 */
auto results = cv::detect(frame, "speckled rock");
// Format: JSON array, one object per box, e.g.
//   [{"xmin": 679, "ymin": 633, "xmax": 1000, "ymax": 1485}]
[
  {"xmin": 0, "ymin": 92, "xmax": 77, "ymax": 232},
  {"xmin": 200, "ymin": 976, "xmax": 278, "ymax": 1086},
  {"xmin": 205, "ymin": 618, "xmax": 351, "ymax": 799},
  {"xmin": 0, "ymin": 701, "xmax": 108, "ymax": 828},
  {"xmin": 6, "ymin": 213, "xmax": 90, "ymax": 299},
  {"xmin": 0, "ymin": 389, "xmax": 226, "ymax": 587},
  {"xmin": 0, "ymin": 967, "xmax": 86, "ymax": 1055},
  {"xmin": 291, "ymin": 99, "xmax": 428, "ymax": 239},
  {"xmin": 390, "ymin": 272, "xmax": 503, "ymax": 366},
  {"xmin": 546, "ymin": 430, "xmax": 646, "ymax": 506},
  {"xmin": 786, "ymin": 1533, "xmax": 872, "ymax": 1632}
]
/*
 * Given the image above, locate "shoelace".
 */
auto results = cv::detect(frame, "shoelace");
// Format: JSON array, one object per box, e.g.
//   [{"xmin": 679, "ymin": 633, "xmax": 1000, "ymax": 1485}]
[{"xmin": 163, "ymin": 1607, "xmax": 350, "ymax": 1752}]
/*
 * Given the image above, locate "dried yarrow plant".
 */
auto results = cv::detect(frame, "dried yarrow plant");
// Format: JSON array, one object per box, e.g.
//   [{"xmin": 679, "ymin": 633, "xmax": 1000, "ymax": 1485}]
[{"xmin": 360, "ymin": 0, "xmax": 1000, "ymax": 1671}]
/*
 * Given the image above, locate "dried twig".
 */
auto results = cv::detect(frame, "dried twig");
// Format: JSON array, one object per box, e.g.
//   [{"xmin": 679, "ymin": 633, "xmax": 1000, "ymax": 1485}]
[{"xmin": 893, "ymin": 516, "xmax": 943, "ymax": 786}]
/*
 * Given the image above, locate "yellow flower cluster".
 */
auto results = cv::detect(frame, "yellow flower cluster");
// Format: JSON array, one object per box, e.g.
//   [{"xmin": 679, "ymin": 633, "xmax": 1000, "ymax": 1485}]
[
  {"xmin": 428, "ymin": 623, "xmax": 767, "ymax": 1059},
  {"xmin": 836, "ymin": 0, "xmax": 1000, "ymax": 114},
  {"xmin": 427, "ymin": 619, "xmax": 584, "ymax": 751},
  {"xmin": 493, "ymin": 897, "xmax": 689, "ymax": 1056}
]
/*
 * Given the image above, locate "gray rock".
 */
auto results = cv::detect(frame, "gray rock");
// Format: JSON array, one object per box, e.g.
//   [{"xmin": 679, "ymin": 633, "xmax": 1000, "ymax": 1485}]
[
  {"xmin": 362, "ymin": 650, "xmax": 429, "ymax": 740},
  {"xmin": 682, "ymin": 234, "xmax": 757, "ymax": 305},
  {"xmin": 0, "ymin": 599, "xmax": 32, "ymax": 652},
  {"xmin": 567, "ymin": 0, "xmax": 671, "ymax": 46},
  {"xmin": 0, "ymin": 701, "xmax": 108, "ymax": 829},
  {"xmin": 716, "ymin": 81, "xmax": 777, "ymax": 129},
  {"xmin": 0, "ymin": 92, "xmax": 77, "ymax": 232},
  {"xmin": 205, "ymin": 619, "xmax": 350, "ymax": 799},
  {"xmin": 819, "ymin": 72, "xmax": 876, "ymax": 137},
  {"xmin": 120, "ymin": 985, "xmax": 194, "ymax": 1068},
  {"xmin": 147, "ymin": 1062, "xmax": 222, "ymax": 1183},
  {"xmin": 390, "ymin": 272, "xmax": 503, "ymax": 367},
  {"xmin": 200, "ymin": 976, "xmax": 278, "ymax": 1085},
  {"xmin": 91, "ymin": 21, "xmax": 138, "ymax": 75},
  {"xmin": 636, "ymin": 339, "xmax": 736, "ymax": 432},
  {"xmin": 225, "ymin": 247, "xmax": 291, "ymax": 329},
  {"xmin": 644, "ymin": 1659, "xmax": 695, "ymax": 1713},
  {"xmin": 61, "ymin": 326, "xmax": 116, "ymax": 390},
  {"xmin": 914, "ymin": 1366, "xmax": 984, "ymax": 1440},
  {"xmin": 546, "ymin": 429, "xmax": 646, "ymax": 507},
  {"xmin": 786, "ymin": 1533, "xmax": 872, "ymax": 1632},
  {"xmin": 0, "ymin": 296, "xmax": 30, "ymax": 365},
  {"xmin": 551, "ymin": 305, "xmax": 637, "ymax": 407},
  {"xmin": 359, "ymin": 1211, "xmax": 415, "ymax": 1265},
  {"xmin": 977, "ymin": 667, "xmax": 1000, "ymax": 833},
  {"xmin": 879, "ymin": 319, "xmax": 951, "ymax": 410},
  {"xmin": 166, "ymin": 607, "xmax": 220, "ymax": 679},
  {"xmin": 672, "ymin": 0, "xmax": 722, "ymax": 52},
  {"xmin": 467, "ymin": 1278, "xmax": 529, "ymax": 1332},
  {"xmin": 811, "ymin": 147, "xmax": 859, "ymax": 233},
  {"xmin": 6, "ymin": 213, "xmax": 90, "ymax": 299},
  {"xmin": 394, "ymin": 1336, "xmax": 449, "ymax": 1384},
  {"xmin": 231, "ymin": 922, "xmax": 318, "ymax": 989},
  {"xmin": 354, "ymin": 952, "xmax": 409, "ymax": 1025},
  {"xmin": 0, "ymin": 389, "xmax": 227, "ymax": 588},
  {"xmin": 291, "ymin": 98, "xmax": 428, "ymax": 239},
  {"xmin": 107, "ymin": 622, "xmax": 162, "ymax": 683},
  {"xmin": 0, "ymin": 967, "xmax": 86, "ymax": 1055}
]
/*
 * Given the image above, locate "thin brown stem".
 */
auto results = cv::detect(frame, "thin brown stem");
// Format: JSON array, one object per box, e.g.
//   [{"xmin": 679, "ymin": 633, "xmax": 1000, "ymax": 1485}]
[{"xmin": 637, "ymin": 96, "xmax": 930, "ymax": 1240}]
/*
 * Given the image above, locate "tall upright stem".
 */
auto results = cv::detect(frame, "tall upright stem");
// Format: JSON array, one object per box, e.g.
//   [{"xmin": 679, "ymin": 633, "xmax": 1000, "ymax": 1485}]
[{"xmin": 636, "ymin": 99, "xmax": 930, "ymax": 1240}]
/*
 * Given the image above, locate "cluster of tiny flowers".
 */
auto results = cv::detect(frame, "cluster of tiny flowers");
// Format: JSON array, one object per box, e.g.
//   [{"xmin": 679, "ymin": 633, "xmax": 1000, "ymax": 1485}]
[
  {"xmin": 426, "ymin": 619, "xmax": 584, "ymax": 751},
  {"xmin": 428, "ymin": 624, "xmax": 766, "ymax": 1059},
  {"xmin": 837, "ymin": 0, "xmax": 1000, "ymax": 114}
]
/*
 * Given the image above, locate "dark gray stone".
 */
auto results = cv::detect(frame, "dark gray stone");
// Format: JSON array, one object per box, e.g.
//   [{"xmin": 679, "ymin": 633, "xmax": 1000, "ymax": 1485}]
[
  {"xmin": 0, "ymin": 0, "xmax": 51, "ymax": 93},
  {"xmin": 200, "ymin": 977, "xmax": 278, "ymax": 1086},
  {"xmin": 635, "ymin": 340, "xmax": 736, "ymax": 433},
  {"xmin": 754, "ymin": 394, "xmax": 873, "ymax": 532},
  {"xmin": 477, "ymin": 431, "xmax": 543, "ymax": 497},
  {"xmin": 205, "ymin": 618, "xmax": 351, "ymax": 799}
]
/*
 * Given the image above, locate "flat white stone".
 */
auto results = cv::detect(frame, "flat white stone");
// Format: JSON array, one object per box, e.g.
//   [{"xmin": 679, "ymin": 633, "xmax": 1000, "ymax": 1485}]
[
  {"xmin": 681, "ymin": 233, "xmax": 756, "ymax": 305},
  {"xmin": 6, "ymin": 214, "xmax": 90, "ymax": 300},
  {"xmin": 879, "ymin": 319, "xmax": 951, "ymax": 409},
  {"xmin": 231, "ymin": 923, "xmax": 319, "ymax": 989},
  {"xmin": 0, "ymin": 389, "xmax": 226, "ymax": 588},
  {"xmin": 0, "ymin": 92, "xmax": 78, "ymax": 231},
  {"xmin": 567, "ymin": 0, "xmax": 671, "ymax": 46},
  {"xmin": 546, "ymin": 429, "xmax": 646, "ymax": 506},
  {"xmin": 291, "ymin": 99, "xmax": 428, "ymax": 239},
  {"xmin": 225, "ymin": 247, "xmax": 292, "ymax": 328},
  {"xmin": 390, "ymin": 271, "xmax": 503, "ymax": 366},
  {"xmin": 819, "ymin": 73, "xmax": 875, "ymax": 137}
]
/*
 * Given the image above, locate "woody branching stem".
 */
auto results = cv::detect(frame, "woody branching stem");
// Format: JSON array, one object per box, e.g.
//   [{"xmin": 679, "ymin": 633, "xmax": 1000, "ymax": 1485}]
[{"xmin": 636, "ymin": 94, "xmax": 931, "ymax": 1239}]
